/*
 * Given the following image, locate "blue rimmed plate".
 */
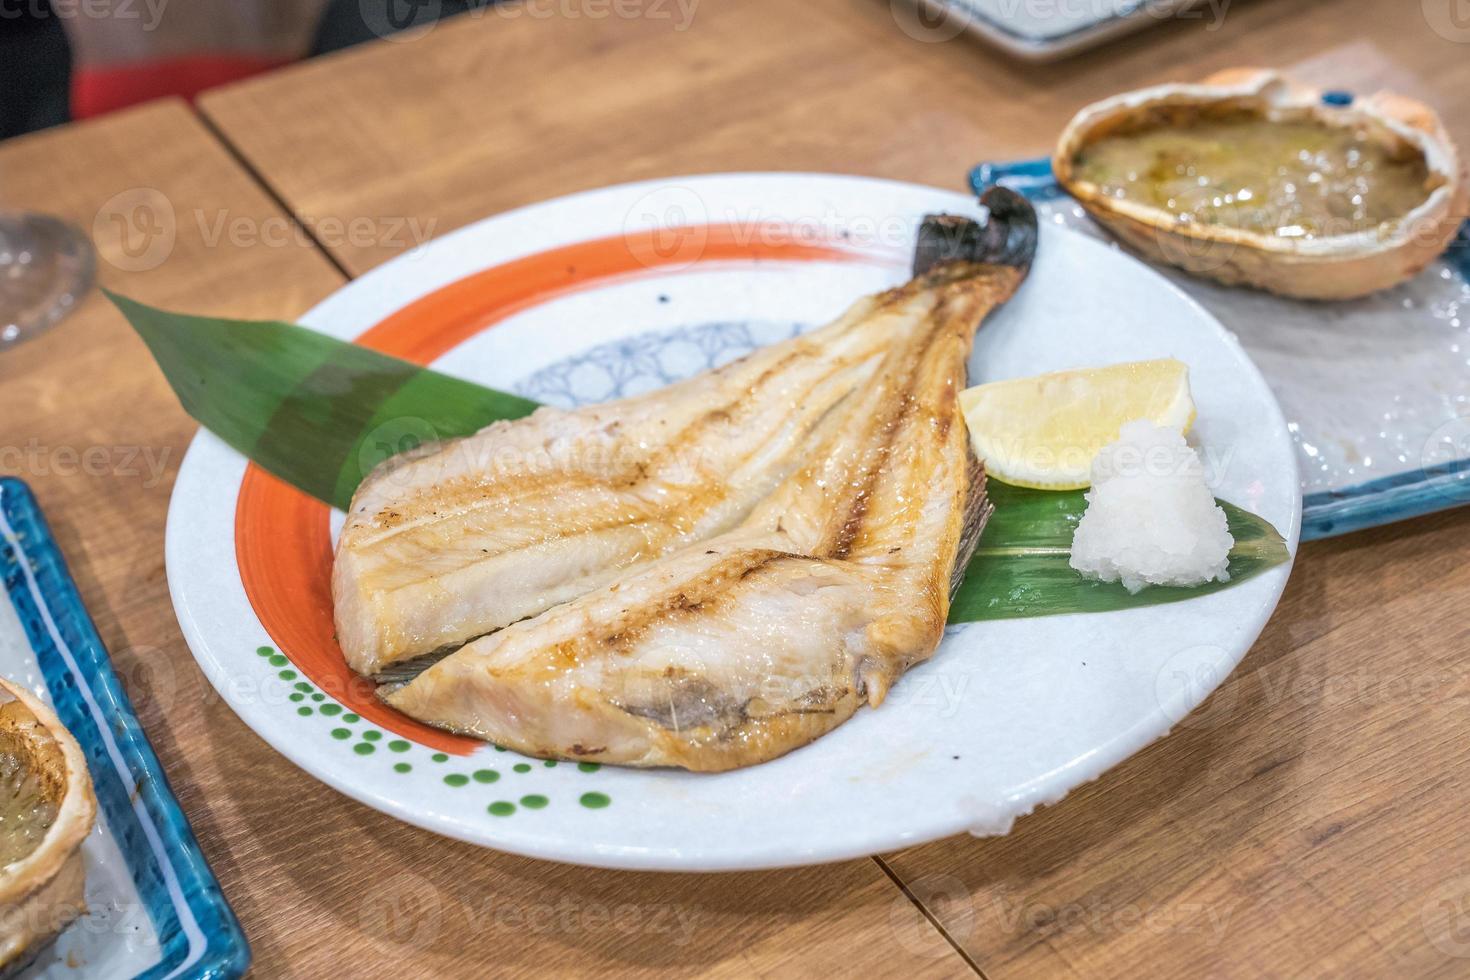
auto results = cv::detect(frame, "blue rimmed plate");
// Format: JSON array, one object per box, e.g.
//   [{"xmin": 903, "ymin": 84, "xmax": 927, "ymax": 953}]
[
  {"xmin": 0, "ymin": 477, "xmax": 248, "ymax": 979},
  {"xmin": 972, "ymin": 157, "xmax": 1470, "ymax": 539},
  {"xmin": 910, "ymin": 0, "xmax": 1205, "ymax": 62}
]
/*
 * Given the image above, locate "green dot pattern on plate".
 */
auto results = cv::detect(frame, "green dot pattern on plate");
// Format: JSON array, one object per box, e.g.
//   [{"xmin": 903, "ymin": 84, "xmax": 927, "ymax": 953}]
[{"xmin": 252, "ymin": 646, "xmax": 611, "ymax": 814}]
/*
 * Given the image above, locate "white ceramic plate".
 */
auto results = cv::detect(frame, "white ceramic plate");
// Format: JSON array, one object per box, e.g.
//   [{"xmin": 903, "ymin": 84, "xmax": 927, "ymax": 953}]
[{"xmin": 166, "ymin": 174, "xmax": 1300, "ymax": 871}]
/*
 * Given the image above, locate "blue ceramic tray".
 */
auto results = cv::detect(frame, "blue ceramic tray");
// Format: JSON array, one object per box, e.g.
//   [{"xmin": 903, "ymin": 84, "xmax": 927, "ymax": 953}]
[
  {"xmin": 915, "ymin": 0, "xmax": 1202, "ymax": 62},
  {"xmin": 0, "ymin": 477, "xmax": 248, "ymax": 979},
  {"xmin": 972, "ymin": 157, "xmax": 1470, "ymax": 540}
]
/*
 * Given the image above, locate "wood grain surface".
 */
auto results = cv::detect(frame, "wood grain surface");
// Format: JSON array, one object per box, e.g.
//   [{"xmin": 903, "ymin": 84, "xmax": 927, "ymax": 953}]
[
  {"xmin": 6, "ymin": 0, "xmax": 1470, "ymax": 975},
  {"xmin": 198, "ymin": 0, "xmax": 1470, "ymax": 276},
  {"xmin": 0, "ymin": 102, "xmax": 970, "ymax": 977},
  {"xmin": 195, "ymin": 1, "xmax": 1470, "ymax": 975}
]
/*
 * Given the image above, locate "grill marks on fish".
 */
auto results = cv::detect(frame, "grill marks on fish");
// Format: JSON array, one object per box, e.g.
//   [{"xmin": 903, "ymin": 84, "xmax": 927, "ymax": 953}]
[
  {"xmin": 824, "ymin": 306, "xmax": 949, "ymax": 559},
  {"xmin": 360, "ymin": 345, "xmax": 828, "ymax": 559},
  {"xmin": 348, "ymin": 189, "xmax": 1038, "ymax": 769},
  {"xmin": 584, "ymin": 549, "xmax": 791, "ymax": 659},
  {"xmin": 333, "ymin": 297, "xmax": 901, "ymax": 675},
  {"xmin": 382, "ymin": 258, "xmax": 1029, "ymax": 770}
]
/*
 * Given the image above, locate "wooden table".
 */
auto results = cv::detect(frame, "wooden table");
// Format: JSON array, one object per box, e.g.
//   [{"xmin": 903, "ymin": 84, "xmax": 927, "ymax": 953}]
[{"xmin": 4, "ymin": 0, "xmax": 1470, "ymax": 974}]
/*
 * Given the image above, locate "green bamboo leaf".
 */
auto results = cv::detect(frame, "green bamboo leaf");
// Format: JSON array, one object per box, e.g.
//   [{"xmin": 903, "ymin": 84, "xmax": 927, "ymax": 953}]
[
  {"xmin": 111, "ymin": 292, "xmax": 1289, "ymax": 620},
  {"xmin": 107, "ymin": 290, "xmax": 537, "ymax": 510},
  {"xmin": 948, "ymin": 481, "xmax": 1290, "ymax": 622}
]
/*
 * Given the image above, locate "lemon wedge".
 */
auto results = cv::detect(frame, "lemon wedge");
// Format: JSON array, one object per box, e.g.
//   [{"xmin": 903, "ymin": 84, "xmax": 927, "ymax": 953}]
[{"xmin": 959, "ymin": 358, "xmax": 1196, "ymax": 490}]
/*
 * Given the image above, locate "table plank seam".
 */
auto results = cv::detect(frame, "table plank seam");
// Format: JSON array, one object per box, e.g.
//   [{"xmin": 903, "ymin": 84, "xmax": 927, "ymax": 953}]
[
  {"xmin": 192, "ymin": 106, "xmax": 354, "ymax": 282},
  {"xmin": 875, "ymin": 855, "xmax": 990, "ymax": 978}
]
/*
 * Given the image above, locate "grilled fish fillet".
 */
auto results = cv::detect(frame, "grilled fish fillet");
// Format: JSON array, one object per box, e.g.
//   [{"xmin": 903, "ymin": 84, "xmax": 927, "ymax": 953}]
[
  {"xmin": 372, "ymin": 189, "xmax": 1039, "ymax": 771},
  {"xmin": 337, "ymin": 291, "xmax": 911, "ymax": 676}
]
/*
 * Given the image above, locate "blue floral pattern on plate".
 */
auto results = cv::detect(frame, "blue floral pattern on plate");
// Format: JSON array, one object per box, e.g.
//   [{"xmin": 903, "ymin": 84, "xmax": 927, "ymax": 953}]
[{"xmin": 516, "ymin": 320, "xmax": 806, "ymax": 409}]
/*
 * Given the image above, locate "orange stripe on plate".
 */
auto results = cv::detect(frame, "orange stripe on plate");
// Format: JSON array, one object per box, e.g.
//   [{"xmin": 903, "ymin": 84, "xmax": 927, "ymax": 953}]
[{"xmin": 234, "ymin": 225, "xmax": 884, "ymax": 754}]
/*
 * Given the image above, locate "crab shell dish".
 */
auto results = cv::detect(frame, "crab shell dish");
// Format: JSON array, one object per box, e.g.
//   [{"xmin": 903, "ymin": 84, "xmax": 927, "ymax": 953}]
[
  {"xmin": 1054, "ymin": 68, "xmax": 1468, "ymax": 300},
  {"xmin": 0, "ymin": 679, "xmax": 96, "ymax": 978}
]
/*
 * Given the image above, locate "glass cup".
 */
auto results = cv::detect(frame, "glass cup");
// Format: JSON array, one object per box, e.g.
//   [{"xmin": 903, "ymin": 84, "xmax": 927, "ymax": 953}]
[{"xmin": 0, "ymin": 212, "xmax": 95, "ymax": 350}]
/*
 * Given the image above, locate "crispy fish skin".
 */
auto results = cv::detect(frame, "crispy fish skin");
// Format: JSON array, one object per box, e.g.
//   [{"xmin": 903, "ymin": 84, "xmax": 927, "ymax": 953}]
[
  {"xmin": 334, "ymin": 293, "xmax": 899, "ymax": 676},
  {"xmin": 384, "ymin": 191, "xmax": 1036, "ymax": 770}
]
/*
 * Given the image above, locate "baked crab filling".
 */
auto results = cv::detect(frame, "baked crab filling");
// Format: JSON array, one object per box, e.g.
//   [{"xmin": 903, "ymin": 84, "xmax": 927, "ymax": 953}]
[
  {"xmin": 0, "ymin": 701, "xmax": 63, "ymax": 869},
  {"xmin": 1072, "ymin": 109, "xmax": 1438, "ymax": 240}
]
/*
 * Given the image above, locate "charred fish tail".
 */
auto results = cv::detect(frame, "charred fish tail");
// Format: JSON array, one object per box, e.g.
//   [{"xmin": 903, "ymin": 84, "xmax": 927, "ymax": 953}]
[{"xmin": 913, "ymin": 186, "xmax": 1039, "ymax": 277}]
